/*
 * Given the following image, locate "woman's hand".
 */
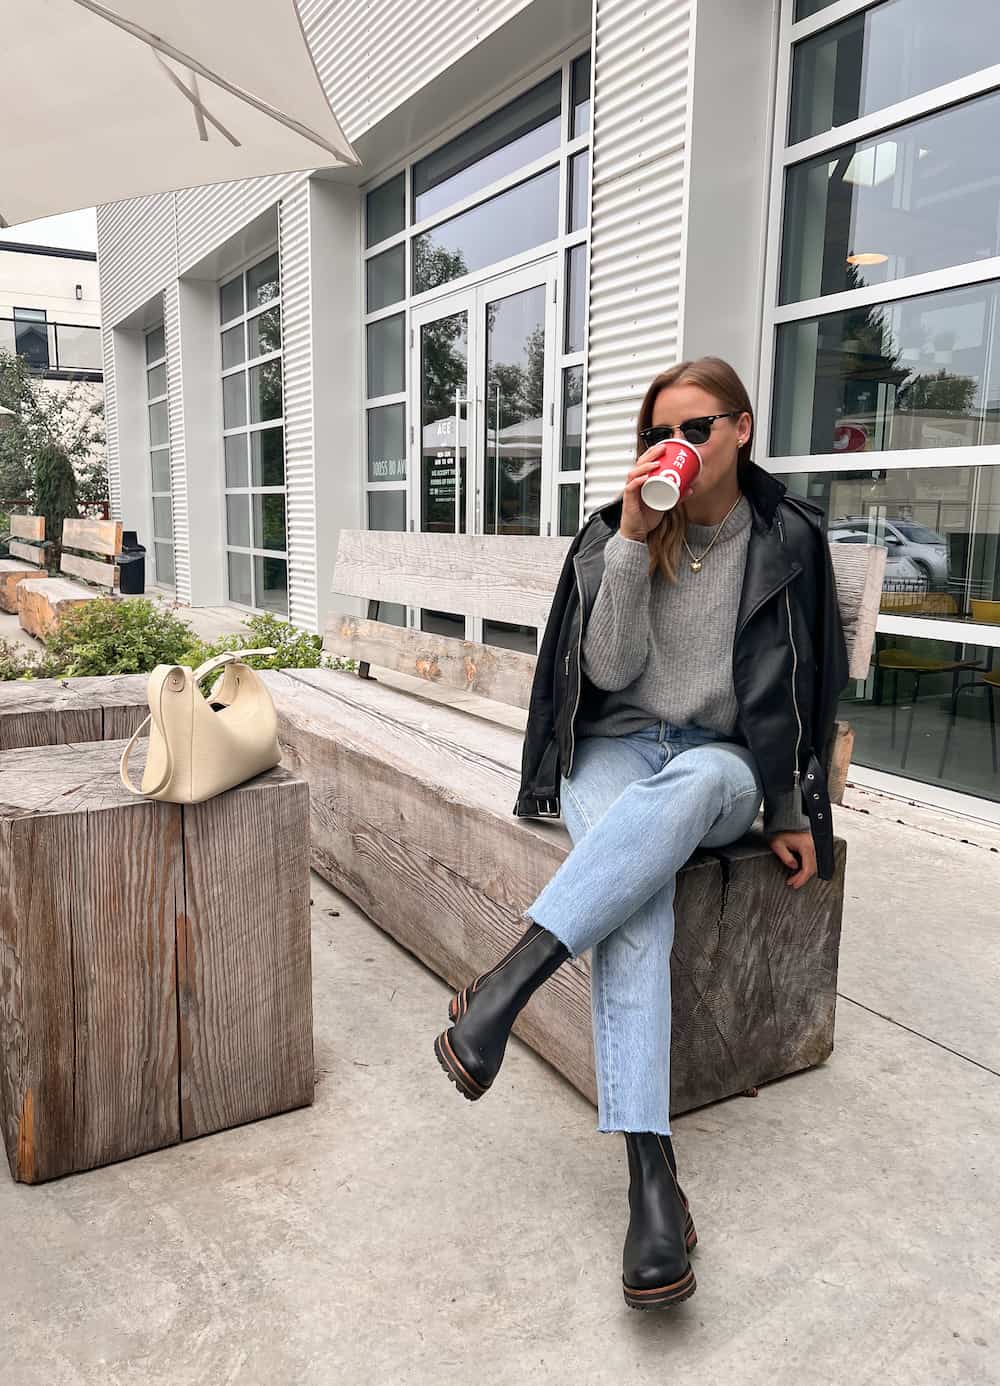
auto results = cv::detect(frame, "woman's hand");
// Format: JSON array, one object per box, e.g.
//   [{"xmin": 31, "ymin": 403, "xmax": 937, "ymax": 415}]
[
  {"xmin": 767, "ymin": 830, "xmax": 817, "ymax": 889},
  {"xmin": 620, "ymin": 443, "xmax": 671, "ymax": 542}
]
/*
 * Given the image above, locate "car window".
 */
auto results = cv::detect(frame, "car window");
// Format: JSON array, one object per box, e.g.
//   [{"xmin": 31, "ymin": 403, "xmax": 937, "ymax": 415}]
[{"xmin": 892, "ymin": 522, "xmax": 945, "ymax": 545}]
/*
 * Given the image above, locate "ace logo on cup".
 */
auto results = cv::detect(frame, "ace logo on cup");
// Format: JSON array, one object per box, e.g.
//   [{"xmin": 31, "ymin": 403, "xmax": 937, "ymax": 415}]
[{"xmin": 640, "ymin": 440, "xmax": 703, "ymax": 511}]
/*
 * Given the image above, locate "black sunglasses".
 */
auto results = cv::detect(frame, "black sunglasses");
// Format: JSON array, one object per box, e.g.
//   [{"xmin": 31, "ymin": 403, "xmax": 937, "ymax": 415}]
[{"xmin": 639, "ymin": 412, "xmax": 740, "ymax": 449}]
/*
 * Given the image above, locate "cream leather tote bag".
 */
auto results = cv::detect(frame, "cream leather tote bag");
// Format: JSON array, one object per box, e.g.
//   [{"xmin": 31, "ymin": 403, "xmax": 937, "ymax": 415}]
[{"xmin": 119, "ymin": 648, "xmax": 282, "ymax": 803}]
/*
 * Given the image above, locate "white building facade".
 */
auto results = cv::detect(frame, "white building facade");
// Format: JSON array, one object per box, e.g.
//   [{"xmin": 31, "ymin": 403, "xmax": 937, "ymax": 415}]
[{"xmin": 96, "ymin": 0, "xmax": 1000, "ymax": 819}]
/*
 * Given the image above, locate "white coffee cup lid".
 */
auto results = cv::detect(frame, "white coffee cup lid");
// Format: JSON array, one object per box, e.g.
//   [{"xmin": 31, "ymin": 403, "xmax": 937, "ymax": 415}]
[{"xmin": 641, "ymin": 473, "xmax": 681, "ymax": 511}]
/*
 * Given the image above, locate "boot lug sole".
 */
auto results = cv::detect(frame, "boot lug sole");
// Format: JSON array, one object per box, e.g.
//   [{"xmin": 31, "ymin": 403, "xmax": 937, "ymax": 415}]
[
  {"xmin": 623, "ymin": 1265, "xmax": 697, "ymax": 1309},
  {"xmin": 434, "ymin": 1029, "xmax": 491, "ymax": 1101}
]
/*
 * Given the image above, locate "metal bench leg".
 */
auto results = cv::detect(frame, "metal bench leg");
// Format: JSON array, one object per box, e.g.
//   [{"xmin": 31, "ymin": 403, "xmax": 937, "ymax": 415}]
[
  {"xmin": 358, "ymin": 598, "xmax": 380, "ymax": 682},
  {"xmin": 937, "ymin": 683, "xmax": 966, "ymax": 779},
  {"xmin": 901, "ymin": 670, "xmax": 921, "ymax": 769}
]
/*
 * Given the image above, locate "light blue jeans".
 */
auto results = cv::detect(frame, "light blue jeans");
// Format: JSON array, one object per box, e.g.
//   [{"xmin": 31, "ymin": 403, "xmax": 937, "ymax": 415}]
[{"xmin": 525, "ymin": 721, "xmax": 764, "ymax": 1136}]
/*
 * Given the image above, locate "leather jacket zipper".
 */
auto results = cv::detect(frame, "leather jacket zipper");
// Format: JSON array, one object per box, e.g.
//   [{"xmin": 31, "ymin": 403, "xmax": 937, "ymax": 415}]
[
  {"xmin": 563, "ymin": 556, "xmax": 585, "ymax": 778},
  {"xmin": 776, "ymin": 511, "xmax": 804, "ymax": 791}
]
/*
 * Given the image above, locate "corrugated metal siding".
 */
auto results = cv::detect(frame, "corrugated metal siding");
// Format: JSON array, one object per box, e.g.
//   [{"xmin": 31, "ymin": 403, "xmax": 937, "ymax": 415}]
[
  {"xmin": 163, "ymin": 282, "xmax": 192, "ymax": 602},
  {"xmin": 582, "ymin": 0, "xmax": 694, "ymax": 517},
  {"xmin": 102, "ymin": 329, "xmax": 121, "ymax": 518},
  {"xmin": 175, "ymin": 172, "xmax": 308, "ymax": 276},
  {"xmin": 96, "ymin": 195, "xmax": 176, "ymax": 328},
  {"xmin": 299, "ymin": 0, "xmax": 536, "ymax": 140},
  {"xmin": 278, "ymin": 186, "xmax": 318, "ymax": 629}
]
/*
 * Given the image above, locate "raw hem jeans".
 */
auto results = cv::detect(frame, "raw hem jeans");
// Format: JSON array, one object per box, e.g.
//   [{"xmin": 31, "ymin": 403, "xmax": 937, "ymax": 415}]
[{"xmin": 525, "ymin": 721, "xmax": 763, "ymax": 1137}]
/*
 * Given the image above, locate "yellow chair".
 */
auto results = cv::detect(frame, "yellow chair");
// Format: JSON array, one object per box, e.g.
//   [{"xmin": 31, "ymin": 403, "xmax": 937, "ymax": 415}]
[
  {"xmin": 873, "ymin": 636, "xmax": 981, "ymax": 768},
  {"xmin": 936, "ymin": 599, "xmax": 1000, "ymax": 776}
]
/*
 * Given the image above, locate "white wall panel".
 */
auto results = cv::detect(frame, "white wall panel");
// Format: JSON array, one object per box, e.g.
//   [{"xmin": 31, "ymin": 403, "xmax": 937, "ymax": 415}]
[
  {"xmin": 583, "ymin": 0, "xmax": 694, "ymax": 518},
  {"xmin": 175, "ymin": 172, "xmax": 308, "ymax": 277},
  {"xmin": 163, "ymin": 282, "xmax": 192, "ymax": 602},
  {"xmin": 278, "ymin": 184, "xmax": 318, "ymax": 630},
  {"xmin": 96, "ymin": 195, "xmax": 176, "ymax": 328}
]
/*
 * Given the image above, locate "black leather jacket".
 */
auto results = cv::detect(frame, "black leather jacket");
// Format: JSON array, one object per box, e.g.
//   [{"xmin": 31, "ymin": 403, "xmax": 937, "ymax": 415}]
[{"xmin": 513, "ymin": 461, "xmax": 851, "ymax": 881}]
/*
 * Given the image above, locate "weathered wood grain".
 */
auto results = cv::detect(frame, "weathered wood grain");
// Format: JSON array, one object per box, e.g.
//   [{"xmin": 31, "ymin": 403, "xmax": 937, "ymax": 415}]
[
  {"xmin": 0, "ymin": 673, "xmax": 147, "ymax": 750},
  {"xmin": 0, "ymin": 740, "xmax": 313, "ymax": 1183},
  {"xmin": 60, "ymin": 551, "xmax": 119, "ymax": 590},
  {"xmin": 62, "ymin": 518, "xmax": 122, "ymax": 558},
  {"xmin": 7, "ymin": 541, "xmax": 46, "ymax": 567},
  {"xmin": 9, "ymin": 515, "xmax": 44, "ymax": 542},
  {"xmin": 827, "ymin": 722, "xmax": 854, "ymax": 806},
  {"xmin": 17, "ymin": 578, "xmax": 116, "ymax": 638},
  {"xmin": 829, "ymin": 542, "xmax": 887, "ymax": 679},
  {"xmin": 0, "ymin": 559, "xmax": 44, "ymax": 613}
]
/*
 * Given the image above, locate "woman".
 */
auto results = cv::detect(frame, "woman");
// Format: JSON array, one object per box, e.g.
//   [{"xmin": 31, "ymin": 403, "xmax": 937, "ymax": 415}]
[{"xmin": 434, "ymin": 357, "xmax": 850, "ymax": 1310}]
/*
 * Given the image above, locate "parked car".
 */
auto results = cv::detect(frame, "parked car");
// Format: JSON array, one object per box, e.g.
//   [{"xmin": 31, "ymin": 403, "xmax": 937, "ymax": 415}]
[
  {"xmin": 828, "ymin": 516, "xmax": 949, "ymax": 586},
  {"xmin": 827, "ymin": 528, "xmax": 928, "ymax": 589}
]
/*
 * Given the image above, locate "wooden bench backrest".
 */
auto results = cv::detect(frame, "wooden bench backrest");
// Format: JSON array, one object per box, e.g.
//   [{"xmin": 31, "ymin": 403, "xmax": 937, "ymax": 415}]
[
  {"xmin": 7, "ymin": 514, "xmax": 47, "ymax": 567},
  {"xmin": 60, "ymin": 518, "xmax": 123, "ymax": 591},
  {"xmin": 327, "ymin": 530, "xmax": 886, "ymax": 708}
]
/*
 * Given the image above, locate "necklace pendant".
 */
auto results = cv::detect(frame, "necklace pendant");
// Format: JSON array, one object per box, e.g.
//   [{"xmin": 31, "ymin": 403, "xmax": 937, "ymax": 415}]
[{"xmin": 690, "ymin": 559, "xmax": 702, "ymax": 572}]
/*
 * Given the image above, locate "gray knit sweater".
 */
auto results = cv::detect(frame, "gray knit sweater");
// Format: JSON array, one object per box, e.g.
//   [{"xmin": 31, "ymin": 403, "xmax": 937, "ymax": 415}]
[{"xmin": 576, "ymin": 495, "xmax": 809, "ymax": 834}]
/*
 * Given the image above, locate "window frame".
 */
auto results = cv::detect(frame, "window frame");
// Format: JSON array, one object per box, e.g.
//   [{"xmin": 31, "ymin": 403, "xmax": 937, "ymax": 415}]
[{"xmin": 145, "ymin": 323, "xmax": 174, "ymax": 591}]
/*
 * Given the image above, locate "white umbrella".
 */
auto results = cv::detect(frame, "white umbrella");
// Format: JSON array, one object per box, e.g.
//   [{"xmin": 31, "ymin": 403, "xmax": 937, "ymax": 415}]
[{"xmin": 0, "ymin": 0, "xmax": 360, "ymax": 227}]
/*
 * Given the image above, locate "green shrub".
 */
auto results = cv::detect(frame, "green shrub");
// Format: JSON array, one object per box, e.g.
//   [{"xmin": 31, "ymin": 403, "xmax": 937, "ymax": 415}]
[
  {"xmin": 0, "ymin": 637, "xmax": 63, "ymax": 681},
  {"xmin": 42, "ymin": 598, "xmax": 198, "ymax": 677},
  {"xmin": 180, "ymin": 611, "xmax": 354, "ymax": 672}
]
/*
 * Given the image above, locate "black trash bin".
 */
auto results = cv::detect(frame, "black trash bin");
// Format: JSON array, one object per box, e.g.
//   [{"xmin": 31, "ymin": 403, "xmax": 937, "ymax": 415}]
[{"xmin": 117, "ymin": 530, "xmax": 146, "ymax": 594}]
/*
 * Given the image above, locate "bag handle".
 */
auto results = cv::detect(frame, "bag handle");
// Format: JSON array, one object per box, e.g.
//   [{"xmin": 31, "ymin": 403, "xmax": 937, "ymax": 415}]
[{"xmin": 119, "ymin": 647, "xmax": 278, "ymax": 798}]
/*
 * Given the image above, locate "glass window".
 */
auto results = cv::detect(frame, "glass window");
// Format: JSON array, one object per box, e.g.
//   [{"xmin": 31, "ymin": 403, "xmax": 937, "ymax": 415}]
[
  {"xmin": 14, "ymin": 309, "xmax": 49, "ymax": 371},
  {"xmin": 795, "ymin": 0, "xmax": 837, "ymax": 15},
  {"xmin": 221, "ymin": 324, "xmax": 245, "ymax": 369},
  {"xmin": 571, "ymin": 52, "xmax": 592, "ymax": 139},
  {"xmin": 366, "ymin": 172, "xmax": 405, "ymax": 247},
  {"xmin": 412, "ymin": 74, "xmax": 561, "ymax": 223},
  {"xmin": 789, "ymin": 0, "xmax": 1000, "ymax": 145},
  {"xmin": 220, "ymin": 274, "xmax": 244, "ymax": 324},
  {"xmin": 568, "ymin": 149, "xmax": 590, "ymax": 233},
  {"xmin": 154, "ymin": 543, "xmax": 175, "ymax": 588},
  {"xmin": 253, "ymin": 493, "xmax": 286, "ymax": 550},
  {"xmin": 152, "ymin": 496, "xmax": 173, "ymax": 540},
  {"xmin": 151, "ymin": 451, "xmax": 171, "ymax": 494},
  {"xmin": 247, "ymin": 253, "xmax": 279, "ymax": 308},
  {"xmin": 253, "ymin": 555, "xmax": 288, "ymax": 614},
  {"xmin": 146, "ymin": 362, "xmax": 167, "ymax": 398},
  {"xmin": 412, "ymin": 167, "xmax": 560, "ymax": 295},
  {"xmin": 776, "ymin": 465, "xmax": 1000, "ymax": 616},
  {"xmin": 148, "ymin": 400, "xmax": 168, "ymax": 447},
  {"xmin": 248, "ymin": 306, "xmax": 281, "ymax": 358},
  {"xmin": 228, "ymin": 551, "xmax": 252, "ymax": 606},
  {"xmin": 367, "ymin": 313, "xmax": 405, "ymax": 397},
  {"xmin": 771, "ymin": 279, "xmax": 1000, "ymax": 457},
  {"xmin": 251, "ymin": 427, "xmax": 285, "ymax": 487},
  {"xmin": 367, "ymin": 403, "xmax": 407, "ymax": 482},
  {"xmin": 565, "ymin": 243, "xmax": 587, "ymax": 352},
  {"xmin": 366, "ymin": 245, "xmax": 406, "ymax": 313},
  {"xmin": 559, "ymin": 483, "xmax": 581, "ymax": 536},
  {"xmin": 145, "ymin": 324, "xmax": 166, "ymax": 362},
  {"xmin": 223, "ymin": 372, "xmax": 247, "ymax": 429},
  {"xmin": 368, "ymin": 489, "xmax": 407, "ymax": 531},
  {"xmin": 224, "ymin": 433, "xmax": 248, "ymax": 488},
  {"xmin": 249, "ymin": 360, "xmax": 282, "ymax": 423},
  {"xmin": 561, "ymin": 365, "xmax": 583, "ymax": 470},
  {"xmin": 781, "ymin": 92, "xmax": 1000, "ymax": 304},
  {"xmin": 226, "ymin": 493, "xmax": 250, "ymax": 547},
  {"xmin": 483, "ymin": 619, "xmax": 537, "ymax": 655}
]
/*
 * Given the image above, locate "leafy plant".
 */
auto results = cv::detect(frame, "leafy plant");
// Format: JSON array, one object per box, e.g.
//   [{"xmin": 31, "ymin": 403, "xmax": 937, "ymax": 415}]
[
  {"xmin": 42, "ymin": 598, "xmax": 198, "ymax": 677},
  {"xmin": 34, "ymin": 441, "xmax": 78, "ymax": 567},
  {"xmin": 179, "ymin": 611, "xmax": 352, "ymax": 671},
  {"xmin": 0, "ymin": 350, "xmax": 107, "ymax": 509}
]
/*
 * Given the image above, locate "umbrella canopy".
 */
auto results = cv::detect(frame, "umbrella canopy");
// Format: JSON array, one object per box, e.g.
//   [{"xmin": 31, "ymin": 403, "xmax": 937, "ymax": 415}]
[{"xmin": 1, "ymin": 0, "xmax": 360, "ymax": 227}]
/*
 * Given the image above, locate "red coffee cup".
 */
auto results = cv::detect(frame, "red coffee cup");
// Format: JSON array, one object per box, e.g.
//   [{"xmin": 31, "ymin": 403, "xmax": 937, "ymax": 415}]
[{"xmin": 640, "ymin": 439, "xmax": 703, "ymax": 511}]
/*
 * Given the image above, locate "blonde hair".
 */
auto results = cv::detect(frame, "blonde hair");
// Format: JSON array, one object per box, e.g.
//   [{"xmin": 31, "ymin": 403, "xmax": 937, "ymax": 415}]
[{"xmin": 630, "ymin": 357, "xmax": 755, "ymax": 584}]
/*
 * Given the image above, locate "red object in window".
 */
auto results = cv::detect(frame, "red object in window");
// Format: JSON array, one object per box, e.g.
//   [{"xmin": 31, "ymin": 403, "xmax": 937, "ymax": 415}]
[{"xmin": 833, "ymin": 423, "xmax": 868, "ymax": 452}]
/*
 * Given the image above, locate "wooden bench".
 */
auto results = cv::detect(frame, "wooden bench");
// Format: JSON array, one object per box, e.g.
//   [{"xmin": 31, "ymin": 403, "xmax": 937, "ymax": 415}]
[
  {"xmin": 0, "ymin": 514, "xmax": 49, "ymax": 612},
  {"xmin": 18, "ymin": 517, "xmax": 123, "ymax": 638},
  {"xmin": 0, "ymin": 739, "xmax": 313, "ymax": 1184},
  {"xmin": 266, "ymin": 529, "xmax": 885, "ymax": 1123}
]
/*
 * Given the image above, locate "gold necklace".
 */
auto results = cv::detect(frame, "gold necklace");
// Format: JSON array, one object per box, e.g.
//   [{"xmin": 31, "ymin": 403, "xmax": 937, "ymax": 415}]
[{"xmin": 682, "ymin": 495, "xmax": 743, "ymax": 572}]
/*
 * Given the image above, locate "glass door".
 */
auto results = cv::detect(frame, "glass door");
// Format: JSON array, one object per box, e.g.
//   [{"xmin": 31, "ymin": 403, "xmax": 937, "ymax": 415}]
[{"xmin": 410, "ymin": 259, "xmax": 558, "ymax": 647}]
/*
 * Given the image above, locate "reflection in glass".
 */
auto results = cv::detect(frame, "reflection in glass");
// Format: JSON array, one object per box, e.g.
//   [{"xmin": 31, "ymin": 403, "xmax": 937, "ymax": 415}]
[
  {"xmin": 14, "ymin": 311, "xmax": 49, "ymax": 371},
  {"xmin": 484, "ymin": 285, "xmax": 545, "ymax": 536},
  {"xmin": 420, "ymin": 609, "xmax": 464, "ymax": 639},
  {"xmin": 366, "ymin": 172, "xmax": 405, "ymax": 247},
  {"xmin": 248, "ymin": 306, "xmax": 281, "ymax": 358},
  {"xmin": 367, "ymin": 313, "xmax": 405, "ymax": 397},
  {"xmin": 776, "ymin": 466, "xmax": 1000, "ymax": 614},
  {"xmin": 561, "ymin": 365, "xmax": 583, "ymax": 470},
  {"xmin": 221, "ymin": 325, "xmax": 245, "ymax": 369},
  {"xmin": 368, "ymin": 490, "xmax": 407, "ymax": 531},
  {"xmin": 781, "ymin": 93, "xmax": 1000, "ymax": 304},
  {"xmin": 224, "ymin": 434, "xmax": 248, "ymax": 488},
  {"xmin": 565, "ymin": 243, "xmax": 587, "ymax": 352},
  {"xmin": 412, "ymin": 74, "xmax": 561, "ymax": 223},
  {"xmin": 568, "ymin": 149, "xmax": 590, "ymax": 233},
  {"xmin": 154, "ymin": 543, "xmax": 175, "ymax": 588},
  {"xmin": 228, "ymin": 551, "xmax": 252, "ymax": 606},
  {"xmin": 146, "ymin": 325, "xmax": 165, "ymax": 363},
  {"xmin": 412, "ymin": 167, "xmax": 559, "ymax": 294},
  {"xmin": 219, "ymin": 275, "xmax": 244, "ymax": 324},
  {"xmin": 146, "ymin": 362, "xmax": 167, "ymax": 398},
  {"xmin": 366, "ymin": 245, "xmax": 405, "ymax": 313},
  {"xmin": 794, "ymin": 0, "xmax": 836, "ymax": 15},
  {"xmin": 420, "ymin": 312, "xmax": 468, "ymax": 534},
  {"xmin": 251, "ymin": 427, "xmax": 285, "ymax": 487},
  {"xmin": 367, "ymin": 403, "xmax": 406, "ymax": 482},
  {"xmin": 483, "ymin": 619, "xmax": 537, "ymax": 655},
  {"xmin": 148, "ymin": 400, "xmax": 168, "ymax": 447},
  {"xmin": 226, "ymin": 493, "xmax": 250, "ymax": 547},
  {"xmin": 772, "ymin": 280, "xmax": 1000, "ymax": 456},
  {"xmin": 254, "ymin": 556, "xmax": 288, "ymax": 614},
  {"xmin": 572, "ymin": 52, "xmax": 592, "ymax": 138},
  {"xmin": 250, "ymin": 360, "xmax": 283, "ymax": 422},
  {"xmin": 253, "ymin": 493, "xmax": 286, "ymax": 551},
  {"xmin": 223, "ymin": 373, "xmax": 246, "ymax": 429},
  {"xmin": 151, "ymin": 450, "xmax": 171, "ymax": 493},
  {"xmin": 559, "ymin": 483, "xmax": 581, "ymax": 537},
  {"xmin": 247, "ymin": 253, "xmax": 279, "ymax": 308},
  {"xmin": 789, "ymin": 0, "xmax": 1000, "ymax": 145},
  {"xmin": 152, "ymin": 496, "xmax": 173, "ymax": 540}
]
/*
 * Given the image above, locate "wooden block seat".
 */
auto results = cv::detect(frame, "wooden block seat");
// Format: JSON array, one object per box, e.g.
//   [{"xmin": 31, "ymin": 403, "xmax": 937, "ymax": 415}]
[
  {"xmin": 0, "ymin": 739, "xmax": 313, "ymax": 1184},
  {"xmin": 17, "ymin": 518, "xmax": 124, "ymax": 639},
  {"xmin": 0, "ymin": 672, "xmax": 148, "ymax": 749},
  {"xmin": 261, "ymin": 667, "xmax": 846, "ymax": 1121},
  {"xmin": 0, "ymin": 559, "xmax": 45, "ymax": 614},
  {"xmin": 17, "ymin": 575, "xmax": 119, "ymax": 639},
  {"xmin": 0, "ymin": 515, "xmax": 49, "ymax": 613}
]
